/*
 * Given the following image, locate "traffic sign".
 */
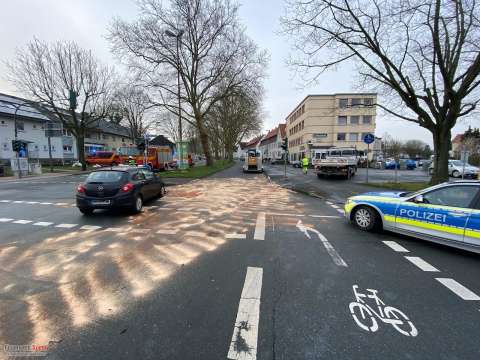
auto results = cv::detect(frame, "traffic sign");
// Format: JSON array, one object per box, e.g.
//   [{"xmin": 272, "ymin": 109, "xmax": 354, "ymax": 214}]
[{"xmin": 363, "ymin": 133, "xmax": 375, "ymax": 144}]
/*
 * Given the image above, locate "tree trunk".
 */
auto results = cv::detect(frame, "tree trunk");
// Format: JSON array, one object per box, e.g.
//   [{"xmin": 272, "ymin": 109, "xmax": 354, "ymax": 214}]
[
  {"xmin": 76, "ymin": 135, "xmax": 86, "ymax": 171},
  {"xmin": 430, "ymin": 128, "xmax": 451, "ymax": 185},
  {"xmin": 196, "ymin": 118, "xmax": 213, "ymax": 166}
]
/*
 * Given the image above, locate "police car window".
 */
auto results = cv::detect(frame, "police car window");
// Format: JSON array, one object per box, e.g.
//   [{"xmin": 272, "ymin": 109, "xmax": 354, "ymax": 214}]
[{"xmin": 423, "ymin": 186, "xmax": 479, "ymax": 208}]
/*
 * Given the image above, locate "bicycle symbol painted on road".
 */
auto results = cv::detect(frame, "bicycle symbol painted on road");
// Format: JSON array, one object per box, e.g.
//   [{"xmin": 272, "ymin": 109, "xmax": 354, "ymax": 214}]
[{"xmin": 349, "ymin": 285, "xmax": 418, "ymax": 337}]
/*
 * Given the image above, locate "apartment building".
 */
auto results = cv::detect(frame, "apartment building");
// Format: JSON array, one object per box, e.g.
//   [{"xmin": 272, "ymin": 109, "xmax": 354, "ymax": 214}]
[
  {"xmin": 0, "ymin": 93, "xmax": 133, "ymax": 163},
  {"xmin": 259, "ymin": 124, "xmax": 286, "ymax": 161},
  {"xmin": 285, "ymin": 93, "xmax": 377, "ymax": 162}
]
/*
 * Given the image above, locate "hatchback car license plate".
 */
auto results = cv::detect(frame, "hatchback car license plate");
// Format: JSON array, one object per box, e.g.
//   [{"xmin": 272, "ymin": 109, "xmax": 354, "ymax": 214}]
[{"xmin": 91, "ymin": 200, "xmax": 111, "ymax": 205}]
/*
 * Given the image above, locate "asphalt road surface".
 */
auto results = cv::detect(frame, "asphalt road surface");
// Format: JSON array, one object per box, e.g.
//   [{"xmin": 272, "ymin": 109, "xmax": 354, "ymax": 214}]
[{"xmin": 0, "ymin": 163, "xmax": 479, "ymax": 360}]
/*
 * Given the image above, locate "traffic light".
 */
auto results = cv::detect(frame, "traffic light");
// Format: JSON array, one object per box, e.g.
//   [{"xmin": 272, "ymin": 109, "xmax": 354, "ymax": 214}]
[
  {"xmin": 11, "ymin": 140, "xmax": 21, "ymax": 152},
  {"xmin": 281, "ymin": 137, "xmax": 288, "ymax": 151}
]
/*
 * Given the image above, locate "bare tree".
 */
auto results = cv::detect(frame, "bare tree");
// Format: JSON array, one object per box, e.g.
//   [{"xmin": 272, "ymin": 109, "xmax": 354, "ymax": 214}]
[
  {"xmin": 115, "ymin": 85, "xmax": 153, "ymax": 140},
  {"xmin": 109, "ymin": 0, "xmax": 267, "ymax": 166},
  {"xmin": 282, "ymin": 0, "xmax": 480, "ymax": 184},
  {"xmin": 156, "ymin": 111, "xmax": 190, "ymax": 145},
  {"xmin": 7, "ymin": 39, "xmax": 116, "ymax": 170},
  {"xmin": 403, "ymin": 139, "xmax": 428, "ymax": 159},
  {"xmin": 206, "ymin": 85, "xmax": 263, "ymax": 161}
]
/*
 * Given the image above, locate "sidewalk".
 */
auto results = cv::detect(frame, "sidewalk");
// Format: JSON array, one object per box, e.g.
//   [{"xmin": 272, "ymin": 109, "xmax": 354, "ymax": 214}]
[
  {"xmin": 264, "ymin": 165, "xmax": 403, "ymax": 204},
  {"xmin": 0, "ymin": 170, "xmax": 91, "ymax": 183}
]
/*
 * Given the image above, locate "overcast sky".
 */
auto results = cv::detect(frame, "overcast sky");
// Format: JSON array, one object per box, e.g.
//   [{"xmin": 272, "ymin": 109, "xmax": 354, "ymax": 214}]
[{"xmin": 0, "ymin": 0, "xmax": 475, "ymax": 145}]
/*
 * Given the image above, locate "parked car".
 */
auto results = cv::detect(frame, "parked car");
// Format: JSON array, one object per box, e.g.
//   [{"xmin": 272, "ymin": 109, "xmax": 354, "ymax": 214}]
[
  {"xmin": 291, "ymin": 160, "xmax": 301, "ymax": 168},
  {"xmin": 405, "ymin": 159, "xmax": 417, "ymax": 170},
  {"xmin": 345, "ymin": 180, "xmax": 480, "ymax": 253},
  {"xmin": 429, "ymin": 160, "xmax": 479, "ymax": 178},
  {"xmin": 384, "ymin": 159, "xmax": 400, "ymax": 170},
  {"xmin": 76, "ymin": 167, "xmax": 166, "ymax": 215}
]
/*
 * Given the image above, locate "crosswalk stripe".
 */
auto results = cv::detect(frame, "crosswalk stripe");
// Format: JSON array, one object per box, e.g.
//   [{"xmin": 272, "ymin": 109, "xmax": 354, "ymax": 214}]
[
  {"xmin": 254, "ymin": 212, "xmax": 265, "ymax": 240},
  {"xmin": 80, "ymin": 225, "xmax": 102, "ymax": 231}
]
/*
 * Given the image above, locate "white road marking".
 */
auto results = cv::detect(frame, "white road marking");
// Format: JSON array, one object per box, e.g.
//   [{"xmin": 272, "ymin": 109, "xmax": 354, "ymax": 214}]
[
  {"xmin": 268, "ymin": 212, "xmax": 304, "ymax": 217},
  {"xmin": 26, "ymin": 201, "xmax": 39, "ymax": 204},
  {"xmin": 0, "ymin": 200, "xmax": 11, "ymax": 203},
  {"xmin": 383, "ymin": 241, "xmax": 410, "ymax": 253},
  {"xmin": 405, "ymin": 256, "xmax": 440, "ymax": 272},
  {"xmin": 226, "ymin": 233, "xmax": 247, "ymax": 239},
  {"xmin": 331, "ymin": 204, "xmax": 340, "ymax": 209},
  {"xmin": 336, "ymin": 209, "xmax": 345, "ymax": 214},
  {"xmin": 12, "ymin": 220, "xmax": 32, "ymax": 224},
  {"xmin": 253, "ymin": 212, "xmax": 265, "ymax": 241},
  {"xmin": 0, "ymin": 218, "xmax": 13, "ymax": 222},
  {"xmin": 55, "ymin": 202, "xmax": 69, "ymax": 206},
  {"xmin": 13, "ymin": 201, "xmax": 25, "ymax": 204},
  {"xmin": 40, "ymin": 202, "xmax": 53, "ymax": 205},
  {"xmin": 104, "ymin": 227, "xmax": 129, "ymax": 232},
  {"xmin": 296, "ymin": 220, "xmax": 348, "ymax": 267},
  {"xmin": 33, "ymin": 222, "xmax": 53, "ymax": 227},
  {"xmin": 156, "ymin": 229, "xmax": 179, "ymax": 235},
  {"xmin": 436, "ymin": 278, "xmax": 480, "ymax": 300},
  {"xmin": 227, "ymin": 267, "xmax": 263, "ymax": 360},
  {"xmin": 80, "ymin": 225, "xmax": 102, "ymax": 231},
  {"xmin": 326, "ymin": 201, "xmax": 333, "ymax": 205},
  {"xmin": 55, "ymin": 223, "xmax": 78, "ymax": 228}
]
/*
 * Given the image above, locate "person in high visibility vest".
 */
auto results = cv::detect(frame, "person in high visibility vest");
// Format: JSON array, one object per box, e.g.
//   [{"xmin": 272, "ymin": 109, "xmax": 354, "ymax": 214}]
[
  {"xmin": 302, "ymin": 155, "xmax": 309, "ymax": 175},
  {"xmin": 128, "ymin": 156, "xmax": 136, "ymax": 166}
]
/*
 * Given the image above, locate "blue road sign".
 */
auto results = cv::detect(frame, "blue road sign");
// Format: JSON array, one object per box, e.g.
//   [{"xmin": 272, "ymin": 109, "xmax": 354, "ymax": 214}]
[{"xmin": 363, "ymin": 133, "xmax": 375, "ymax": 144}]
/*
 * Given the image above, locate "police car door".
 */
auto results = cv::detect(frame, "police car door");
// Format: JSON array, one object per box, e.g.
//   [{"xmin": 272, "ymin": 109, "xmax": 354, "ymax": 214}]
[
  {"xmin": 464, "ymin": 188, "xmax": 480, "ymax": 246},
  {"xmin": 396, "ymin": 185, "xmax": 477, "ymax": 243}
]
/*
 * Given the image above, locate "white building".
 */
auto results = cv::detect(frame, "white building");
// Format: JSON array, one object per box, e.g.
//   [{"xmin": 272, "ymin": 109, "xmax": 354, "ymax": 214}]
[
  {"xmin": 259, "ymin": 124, "xmax": 286, "ymax": 162},
  {"xmin": 0, "ymin": 93, "xmax": 133, "ymax": 163}
]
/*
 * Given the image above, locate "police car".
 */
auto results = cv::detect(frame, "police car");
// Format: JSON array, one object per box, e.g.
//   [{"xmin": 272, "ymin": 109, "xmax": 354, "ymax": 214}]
[{"xmin": 344, "ymin": 181, "xmax": 480, "ymax": 253}]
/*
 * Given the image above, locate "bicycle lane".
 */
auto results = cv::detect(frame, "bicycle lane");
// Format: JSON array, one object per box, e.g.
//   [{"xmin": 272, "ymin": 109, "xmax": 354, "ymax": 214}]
[{"xmin": 258, "ymin": 202, "xmax": 480, "ymax": 359}]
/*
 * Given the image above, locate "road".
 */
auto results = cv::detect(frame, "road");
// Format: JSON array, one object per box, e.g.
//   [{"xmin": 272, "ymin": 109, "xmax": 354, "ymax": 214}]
[{"xmin": 0, "ymin": 163, "xmax": 479, "ymax": 359}]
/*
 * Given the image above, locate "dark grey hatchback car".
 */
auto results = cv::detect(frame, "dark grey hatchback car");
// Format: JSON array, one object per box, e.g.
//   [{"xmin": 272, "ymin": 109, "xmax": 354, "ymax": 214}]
[{"xmin": 76, "ymin": 167, "xmax": 166, "ymax": 215}]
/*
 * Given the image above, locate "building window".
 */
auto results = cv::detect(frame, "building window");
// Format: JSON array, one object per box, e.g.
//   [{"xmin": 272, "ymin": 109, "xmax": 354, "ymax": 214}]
[
  {"xmin": 33, "ymin": 124, "xmax": 37, "ymax": 129},
  {"xmin": 102, "ymin": 134, "xmax": 108, "ymax": 140},
  {"xmin": 121, "ymin": 137, "xmax": 125, "ymax": 142},
  {"xmin": 63, "ymin": 145, "xmax": 73, "ymax": 152},
  {"xmin": 112, "ymin": 136, "xmax": 116, "ymax": 141},
  {"xmin": 17, "ymin": 121, "xmax": 24, "ymax": 131},
  {"xmin": 351, "ymin": 98, "xmax": 362, "ymax": 107},
  {"xmin": 350, "ymin": 116, "xmax": 359, "ymax": 125},
  {"xmin": 364, "ymin": 98, "xmax": 373, "ymax": 106},
  {"xmin": 337, "ymin": 133, "xmax": 346, "ymax": 141},
  {"xmin": 338, "ymin": 116, "xmax": 347, "ymax": 125},
  {"xmin": 1, "ymin": 120, "xmax": 5, "ymax": 125},
  {"xmin": 339, "ymin": 98, "xmax": 348, "ymax": 108},
  {"xmin": 349, "ymin": 133, "xmax": 359, "ymax": 142},
  {"xmin": 85, "ymin": 133, "xmax": 91, "ymax": 138},
  {"xmin": 363, "ymin": 115, "xmax": 372, "ymax": 124},
  {"xmin": 43, "ymin": 145, "xmax": 48, "ymax": 151}
]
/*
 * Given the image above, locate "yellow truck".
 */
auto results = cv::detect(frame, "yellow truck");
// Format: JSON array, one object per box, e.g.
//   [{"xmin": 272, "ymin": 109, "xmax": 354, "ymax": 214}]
[{"xmin": 243, "ymin": 149, "xmax": 263, "ymax": 173}]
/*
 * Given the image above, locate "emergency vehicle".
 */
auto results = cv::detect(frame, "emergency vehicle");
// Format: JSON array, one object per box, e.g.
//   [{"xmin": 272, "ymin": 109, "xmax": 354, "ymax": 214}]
[{"xmin": 345, "ymin": 181, "xmax": 480, "ymax": 253}]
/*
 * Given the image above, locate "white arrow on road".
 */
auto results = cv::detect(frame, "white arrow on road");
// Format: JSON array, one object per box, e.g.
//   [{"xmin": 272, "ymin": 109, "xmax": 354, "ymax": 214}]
[{"xmin": 296, "ymin": 220, "xmax": 348, "ymax": 267}]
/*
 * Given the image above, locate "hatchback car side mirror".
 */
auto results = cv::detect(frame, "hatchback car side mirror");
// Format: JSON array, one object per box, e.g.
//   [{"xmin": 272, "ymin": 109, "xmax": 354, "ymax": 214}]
[{"xmin": 413, "ymin": 194, "xmax": 424, "ymax": 203}]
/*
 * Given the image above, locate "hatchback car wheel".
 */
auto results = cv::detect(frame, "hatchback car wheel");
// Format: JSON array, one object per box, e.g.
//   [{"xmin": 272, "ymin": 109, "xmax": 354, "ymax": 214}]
[
  {"xmin": 132, "ymin": 195, "xmax": 143, "ymax": 214},
  {"xmin": 452, "ymin": 170, "xmax": 460, "ymax": 178},
  {"xmin": 353, "ymin": 206, "xmax": 377, "ymax": 231}
]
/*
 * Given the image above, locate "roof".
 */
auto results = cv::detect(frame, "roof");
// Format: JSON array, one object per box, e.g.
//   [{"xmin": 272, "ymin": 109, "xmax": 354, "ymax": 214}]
[
  {"xmin": 149, "ymin": 134, "xmax": 175, "ymax": 148},
  {"xmin": 245, "ymin": 135, "xmax": 262, "ymax": 147},
  {"xmin": 261, "ymin": 127, "xmax": 279, "ymax": 143},
  {"xmin": 0, "ymin": 93, "xmax": 51, "ymax": 122},
  {"xmin": 93, "ymin": 118, "xmax": 131, "ymax": 137},
  {"xmin": 452, "ymin": 134, "xmax": 464, "ymax": 143},
  {"xmin": 279, "ymin": 123, "xmax": 286, "ymax": 138}
]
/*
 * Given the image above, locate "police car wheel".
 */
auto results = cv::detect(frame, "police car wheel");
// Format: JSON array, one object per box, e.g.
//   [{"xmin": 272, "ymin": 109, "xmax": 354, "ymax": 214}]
[{"xmin": 353, "ymin": 206, "xmax": 377, "ymax": 231}]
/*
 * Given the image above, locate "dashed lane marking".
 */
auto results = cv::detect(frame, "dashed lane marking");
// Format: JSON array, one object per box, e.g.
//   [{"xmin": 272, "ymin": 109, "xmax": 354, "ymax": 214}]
[
  {"xmin": 12, "ymin": 220, "xmax": 32, "ymax": 224},
  {"xmin": 227, "ymin": 267, "xmax": 263, "ymax": 360},
  {"xmin": 55, "ymin": 223, "xmax": 78, "ymax": 229},
  {"xmin": 253, "ymin": 212, "xmax": 265, "ymax": 241},
  {"xmin": 436, "ymin": 278, "xmax": 480, "ymax": 301},
  {"xmin": 80, "ymin": 225, "xmax": 102, "ymax": 231},
  {"xmin": 33, "ymin": 222, "xmax": 54, "ymax": 227},
  {"xmin": 383, "ymin": 241, "xmax": 410, "ymax": 253},
  {"xmin": 226, "ymin": 233, "xmax": 247, "ymax": 239},
  {"xmin": 405, "ymin": 256, "xmax": 440, "ymax": 272},
  {"xmin": 0, "ymin": 218, "xmax": 13, "ymax": 222}
]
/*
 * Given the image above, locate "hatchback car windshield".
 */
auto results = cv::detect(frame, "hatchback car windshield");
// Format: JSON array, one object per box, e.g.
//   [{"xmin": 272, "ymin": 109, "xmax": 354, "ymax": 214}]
[
  {"xmin": 450, "ymin": 160, "xmax": 465, "ymax": 166},
  {"xmin": 86, "ymin": 171, "xmax": 124, "ymax": 183}
]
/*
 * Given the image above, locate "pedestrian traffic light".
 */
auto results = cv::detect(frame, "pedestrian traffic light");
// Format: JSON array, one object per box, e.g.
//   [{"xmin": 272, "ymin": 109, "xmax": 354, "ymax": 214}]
[{"xmin": 281, "ymin": 137, "xmax": 288, "ymax": 151}]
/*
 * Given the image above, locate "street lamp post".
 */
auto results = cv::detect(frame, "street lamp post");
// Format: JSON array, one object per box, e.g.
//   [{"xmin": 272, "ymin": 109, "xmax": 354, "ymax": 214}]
[{"xmin": 165, "ymin": 28, "xmax": 185, "ymax": 169}]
